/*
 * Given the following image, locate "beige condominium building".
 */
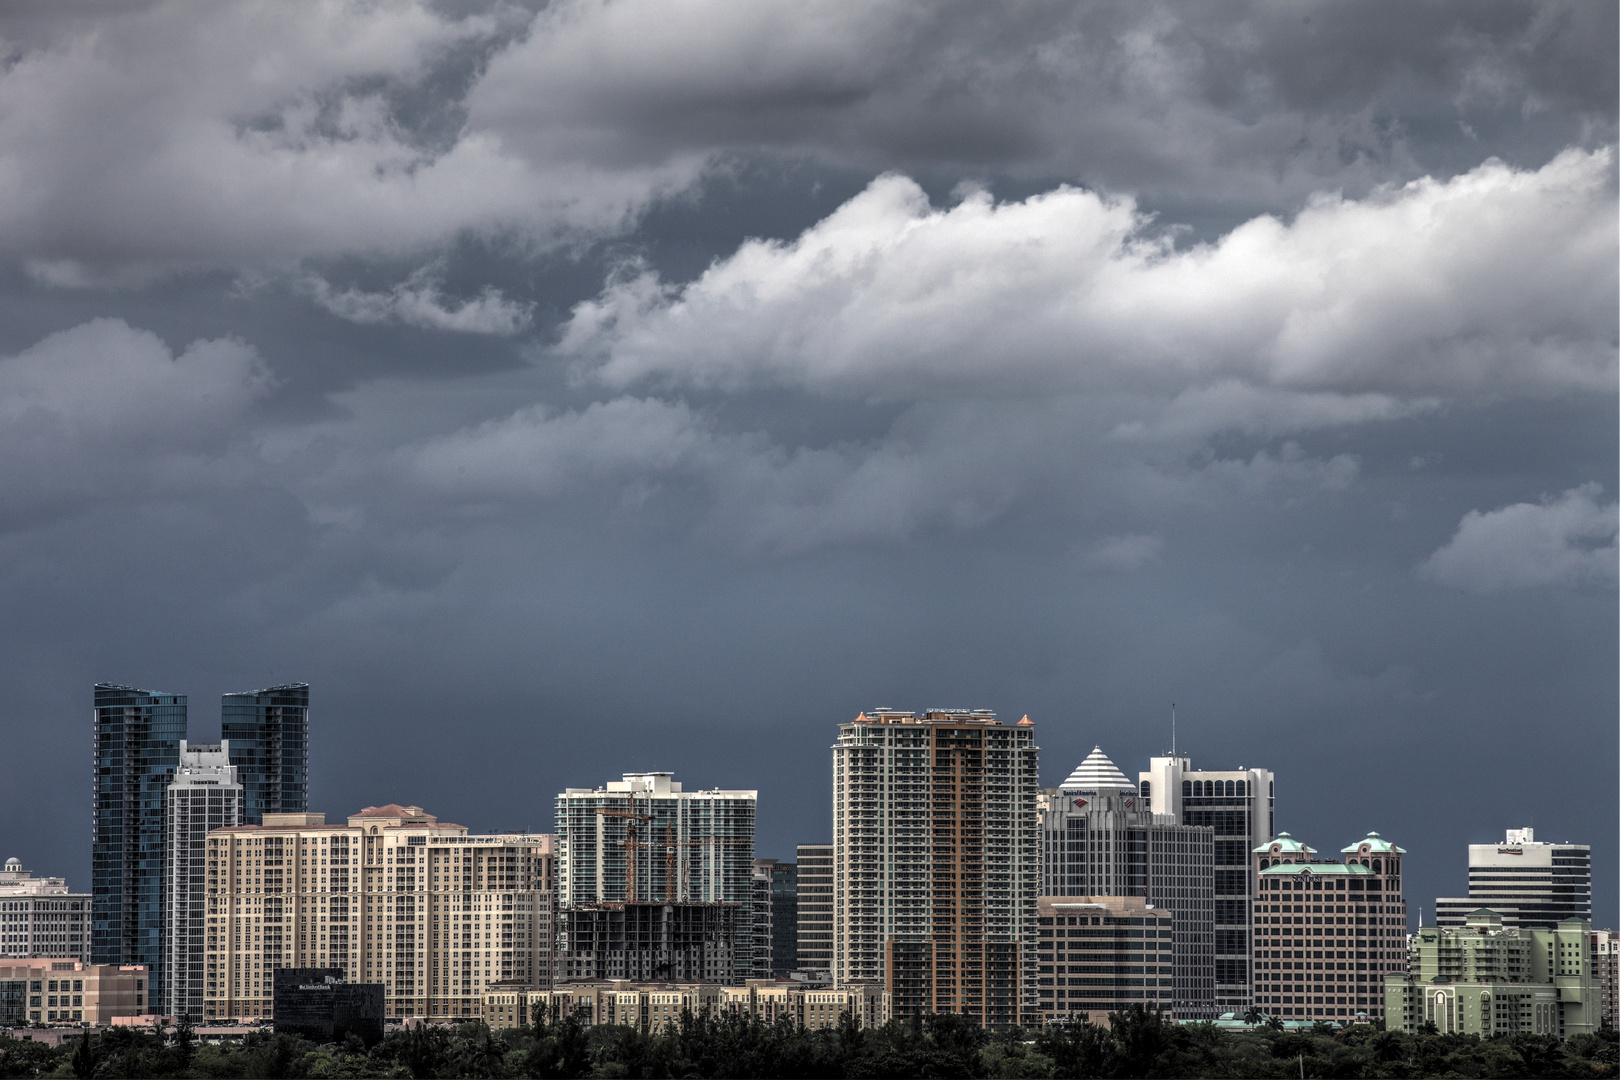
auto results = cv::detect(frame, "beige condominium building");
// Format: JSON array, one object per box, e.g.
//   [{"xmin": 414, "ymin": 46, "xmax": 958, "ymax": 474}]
[
  {"xmin": 1, "ymin": 858, "xmax": 90, "ymax": 964},
  {"xmin": 205, "ymin": 805, "xmax": 555, "ymax": 1022}
]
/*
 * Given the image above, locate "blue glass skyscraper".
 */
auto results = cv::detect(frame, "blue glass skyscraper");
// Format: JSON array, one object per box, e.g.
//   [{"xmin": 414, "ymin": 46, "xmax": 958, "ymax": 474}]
[
  {"xmin": 92, "ymin": 683, "xmax": 186, "ymax": 1004},
  {"xmin": 222, "ymin": 683, "xmax": 309, "ymax": 825}
]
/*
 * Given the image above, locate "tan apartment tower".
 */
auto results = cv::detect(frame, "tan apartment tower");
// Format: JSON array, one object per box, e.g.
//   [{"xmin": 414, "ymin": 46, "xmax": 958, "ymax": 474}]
[
  {"xmin": 832, "ymin": 708, "xmax": 1040, "ymax": 1029},
  {"xmin": 204, "ymin": 805, "xmax": 555, "ymax": 1022}
]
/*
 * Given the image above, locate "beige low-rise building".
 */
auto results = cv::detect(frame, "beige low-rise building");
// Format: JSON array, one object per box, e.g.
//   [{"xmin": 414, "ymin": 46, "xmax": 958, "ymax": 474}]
[
  {"xmin": 205, "ymin": 805, "xmax": 554, "ymax": 1023},
  {"xmin": 487, "ymin": 977, "xmax": 888, "ymax": 1033},
  {"xmin": 0, "ymin": 959, "xmax": 149, "ymax": 1025}
]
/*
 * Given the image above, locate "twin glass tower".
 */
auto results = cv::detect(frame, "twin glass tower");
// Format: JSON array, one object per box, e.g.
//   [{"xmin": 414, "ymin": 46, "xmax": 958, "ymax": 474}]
[{"xmin": 91, "ymin": 682, "xmax": 309, "ymax": 1012}]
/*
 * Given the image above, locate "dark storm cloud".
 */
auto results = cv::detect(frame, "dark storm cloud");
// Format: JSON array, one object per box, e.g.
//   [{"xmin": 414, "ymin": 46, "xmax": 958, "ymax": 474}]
[{"xmin": 0, "ymin": 0, "xmax": 1612, "ymax": 929}]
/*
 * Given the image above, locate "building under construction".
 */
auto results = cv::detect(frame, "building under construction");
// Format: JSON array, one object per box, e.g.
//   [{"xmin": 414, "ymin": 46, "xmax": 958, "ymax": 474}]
[
  {"xmin": 558, "ymin": 903, "xmax": 738, "ymax": 983},
  {"xmin": 554, "ymin": 772, "xmax": 756, "ymax": 982}
]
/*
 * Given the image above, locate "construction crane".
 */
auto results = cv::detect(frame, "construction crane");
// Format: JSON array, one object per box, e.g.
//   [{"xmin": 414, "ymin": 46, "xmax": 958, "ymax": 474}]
[
  {"xmin": 596, "ymin": 801, "xmax": 652, "ymax": 903},
  {"xmin": 660, "ymin": 823, "xmax": 754, "ymax": 902}
]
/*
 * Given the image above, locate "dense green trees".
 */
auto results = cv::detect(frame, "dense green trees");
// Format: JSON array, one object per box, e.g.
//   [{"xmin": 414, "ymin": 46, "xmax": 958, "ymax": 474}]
[{"xmin": 0, "ymin": 1006, "xmax": 1613, "ymax": 1078}]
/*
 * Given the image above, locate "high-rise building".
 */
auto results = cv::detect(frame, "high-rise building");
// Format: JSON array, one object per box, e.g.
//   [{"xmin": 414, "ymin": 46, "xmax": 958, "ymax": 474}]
[
  {"xmin": 555, "ymin": 772, "xmax": 755, "ymax": 983},
  {"xmin": 0, "ymin": 858, "xmax": 91, "ymax": 963},
  {"xmin": 205, "ymin": 805, "xmax": 555, "ymax": 1022},
  {"xmin": 222, "ymin": 684, "xmax": 309, "ymax": 826},
  {"xmin": 832, "ymin": 708, "xmax": 1039, "ymax": 1029},
  {"xmin": 1039, "ymin": 747, "xmax": 1214, "ymax": 1018},
  {"xmin": 767, "ymin": 860, "xmax": 798, "ymax": 978},
  {"xmin": 1034, "ymin": 896, "xmax": 1175, "ymax": 1024},
  {"xmin": 1251, "ymin": 831, "xmax": 1408, "ymax": 1025},
  {"xmin": 1434, "ymin": 829, "xmax": 1591, "ymax": 930},
  {"xmin": 795, "ymin": 844, "xmax": 832, "ymax": 981},
  {"xmin": 1386, "ymin": 910, "xmax": 1597, "ymax": 1039},
  {"xmin": 1139, "ymin": 754, "xmax": 1275, "ymax": 1015},
  {"xmin": 92, "ymin": 683, "xmax": 186, "ymax": 1010},
  {"xmin": 164, "ymin": 740, "xmax": 242, "ymax": 1017}
]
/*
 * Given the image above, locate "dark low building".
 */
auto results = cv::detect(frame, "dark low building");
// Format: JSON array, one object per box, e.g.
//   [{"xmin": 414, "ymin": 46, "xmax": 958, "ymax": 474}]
[
  {"xmin": 560, "ymin": 903, "xmax": 738, "ymax": 983},
  {"xmin": 273, "ymin": 968, "xmax": 383, "ymax": 1046}
]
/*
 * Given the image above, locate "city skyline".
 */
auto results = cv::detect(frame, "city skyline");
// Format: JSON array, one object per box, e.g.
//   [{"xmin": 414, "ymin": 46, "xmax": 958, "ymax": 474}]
[{"xmin": 0, "ymin": 0, "xmax": 1614, "ymax": 970}]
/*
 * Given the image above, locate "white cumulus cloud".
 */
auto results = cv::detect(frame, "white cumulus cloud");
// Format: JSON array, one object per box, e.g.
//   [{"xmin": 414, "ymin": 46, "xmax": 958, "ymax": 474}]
[
  {"xmin": 1420, "ymin": 484, "xmax": 1618, "ymax": 591},
  {"xmin": 562, "ymin": 149, "xmax": 1616, "ymax": 408}
]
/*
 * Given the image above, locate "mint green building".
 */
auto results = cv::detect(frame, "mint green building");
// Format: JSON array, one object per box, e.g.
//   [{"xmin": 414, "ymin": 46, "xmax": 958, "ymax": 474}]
[{"xmin": 1385, "ymin": 909, "xmax": 1596, "ymax": 1039}]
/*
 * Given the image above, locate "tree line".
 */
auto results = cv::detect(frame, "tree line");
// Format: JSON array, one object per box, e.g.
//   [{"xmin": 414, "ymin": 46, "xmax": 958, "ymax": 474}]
[{"xmin": 0, "ymin": 1006, "xmax": 1614, "ymax": 1078}]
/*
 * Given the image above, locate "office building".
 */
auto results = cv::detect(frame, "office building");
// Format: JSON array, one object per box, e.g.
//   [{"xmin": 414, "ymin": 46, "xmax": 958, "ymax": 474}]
[
  {"xmin": 1435, "ymin": 829, "xmax": 1591, "ymax": 930},
  {"xmin": 0, "ymin": 959, "xmax": 149, "ymax": 1026},
  {"xmin": 833, "ymin": 709, "xmax": 1040, "ymax": 1029},
  {"xmin": 1139, "ymin": 754, "xmax": 1275, "ymax": 1015},
  {"xmin": 1592, "ymin": 929, "xmax": 1617, "ymax": 1029},
  {"xmin": 205, "ymin": 804, "xmax": 555, "ymax": 1022},
  {"xmin": 556, "ymin": 772, "xmax": 755, "ymax": 982},
  {"xmin": 272, "ymin": 968, "xmax": 384, "ymax": 1046},
  {"xmin": 1041, "ymin": 747, "xmax": 1215, "ymax": 1019},
  {"xmin": 92, "ymin": 683, "xmax": 186, "ymax": 1010},
  {"xmin": 1, "ymin": 859, "xmax": 90, "ymax": 963},
  {"xmin": 222, "ymin": 684, "xmax": 309, "ymax": 826},
  {"xmin": 164, "ymin": 741, "xmax": 243, "ymax": 1017},
  {"xmin": 1386, "ymin": 910, "xmax": 1597, "ymax": 1039},
  {"xmin": 557, "ymin": 902, "xmax": 738, "ymax": 982},
  {"xmin": 795, "ymin": 844, "xmax": 832, "ymax": 981},
  {"xmin": 1251, "ymin": 832, "xmax": 1408, "ymax": 1024},
  {"xmin": 1035, "ymin": 896, "xmax": 1175, "ymax": 1024}
]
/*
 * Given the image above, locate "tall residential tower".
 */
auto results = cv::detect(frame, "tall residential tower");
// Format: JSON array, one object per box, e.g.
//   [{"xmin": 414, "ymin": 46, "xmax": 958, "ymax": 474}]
[
  {"xmin": 833, "ymin": 709, "xmax": 1040, "ymax": 1029},
  {"xmin": 222, "ymin": 684, "xmax": 310, "ymax": 825},
  {"xmin": 92, "ymin": 683, "xmax": 186, "ymax": 1007},
  {"xmin": 164, "ymin": 741, "xmax": 242, "ymax": 1017}
]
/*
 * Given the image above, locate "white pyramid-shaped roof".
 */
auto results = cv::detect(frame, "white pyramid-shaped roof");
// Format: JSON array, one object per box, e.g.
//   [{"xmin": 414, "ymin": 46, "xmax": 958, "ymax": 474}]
[{"xmin": 1060, "ymin": 746, "xmax": 1135, "ymax": 790}]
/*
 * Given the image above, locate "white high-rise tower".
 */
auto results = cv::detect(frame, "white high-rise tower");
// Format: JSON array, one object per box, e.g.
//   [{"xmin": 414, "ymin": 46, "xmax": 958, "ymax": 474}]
[{"xmin": 164, "ymin": 740, "xmax": 242, "ymax": 1017}]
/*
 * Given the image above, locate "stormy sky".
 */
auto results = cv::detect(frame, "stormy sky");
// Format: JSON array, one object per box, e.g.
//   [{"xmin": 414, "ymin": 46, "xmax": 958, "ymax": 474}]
[{"xmin": 0, "ymin": 1, "xmax": 1614, "ymax": 927}]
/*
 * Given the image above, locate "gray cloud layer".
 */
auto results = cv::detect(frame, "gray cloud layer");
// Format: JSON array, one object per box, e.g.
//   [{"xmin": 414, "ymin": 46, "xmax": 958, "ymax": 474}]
[{"xmin": 0, "ymin": 0, "xmax": 1612, "ymax": 927}]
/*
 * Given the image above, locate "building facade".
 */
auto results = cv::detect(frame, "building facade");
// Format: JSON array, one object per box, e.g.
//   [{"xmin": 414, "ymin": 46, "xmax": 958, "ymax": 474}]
[
  {"xmin": 1139, "ymin": 754, "xmax": 1275, "ymax": 1017},
  {"xmin": 92, "ymin": 682, "xmax": 186, "ymax": 1010},
  {"xmin": 833, "ymin": 709, "xmax": 1040, "ymax": 1029},
  {"xmin": 221, "ymin": 684, "xmax": 309, "ymax": 826},
  {"xmin": 1251, "ymin": 832, "xmax": 1408, "ymax": 1024},
  {"xmin": 1591, "ymin": 929, "xmax": 1617, "ymax": 1030},
  {"xmin": 1034, "ymin": 896, "xmax": 1174, "ymax": 1024},
  {"xmin": 795, "ymin": 844, "xmax": 832, "ymax": 981},
  {"xmin": 1434, "ymin": 829, "xmax": 1591, "ymax": 930},
  {"xmin": 556, "ymin": 772, "xmax": 755, "ymax": 983},
  {"xmin": 164, "ymin": 741, "xmax": 243, "ymax": 1017},
  {"xmin": 496, "ymin": 978, "xmax": 890, "ymax": 1033},
  {"xmin": 0, "ymin": 959, "xmax": 149, "ymax": 1026},
  {"xmin": 1386, "ymin": 910, "xmax": 1597, "ymax": 1039},
  {"xmin": 0, "ymin": 859, "xmax": 90, "ymax": 963},
  {"xmin": 557, "ymin": 902, "xmax": 738, "ymax": 982},
  {"xmin": 204, "ymin": 805, "xmax": 555, "ymax": 1022},
  {"xmin": 1042, "ymin": 747, "xmax": 1215, "ymax": 1019}
]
